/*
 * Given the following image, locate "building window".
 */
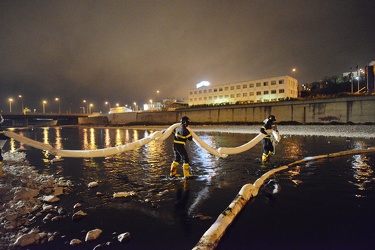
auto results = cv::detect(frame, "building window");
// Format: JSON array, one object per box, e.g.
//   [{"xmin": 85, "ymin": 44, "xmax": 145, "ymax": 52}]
[
  {"xmin": 279, "ymin": 89, "xmax": 285, "ymax": 93},
  {"xmin": 271, "ymin": 80, "xmax": 276, "ymax": 85},
  {"xmin": 256, "ymin": 82, "xmax": 261, "ymax": 87},
  {"xmin": 204, "ymin": 97, "xmax": 207, "ymax": 100},
  {"xmin": 199, "ymin": 97, "xmax": 202, "ymax": 101},
  {"xmin": 209, "ymin": 97, "xmax": 212, "ymax": 100},
  {"xmin": 199, "ymin": 90, "xmax": 202, "ymax": 94},
  {"xmin": 243, "ymin": 84, "xmax": 247, "ymax": 88},
  {"xmin": 230, "ymin": 94, "xmax": 235, "ymax": 98},
  {"xmin": 250, "ymin": 92, "xmax": 254, "ymax": 96},
  {"xmin": 209, "ymin": 89, "xmax": 212, "ymax": 93},
  {"xmin": 214, "ymin": 96, "xmax": 218, "ymax": 99},
  {"xmin": 263, "ymin": 82, "xmax": 268, "ymax": 86},
  {"xmin": 256, "ymin": 91, "xmax": 261, "ymax": 95},
  {"xmin": 219, "ymin": 88, "xmax": 223, "ymax": 91},
  {"xmin": 279, "ymin": 80, "xmax": 284, "ymax": 84},
  {"xmin": 190, "ymin": 91, "xmax": 193, "ymax": 95},
  {"xmin": 264, "ymin": 90, "xmax": 269, "ymax": 95},
  {"xmin": 225, "ymin": 87, "xmax": 229, "ymax": 91},
  {"xmin": 249, "ymin": 83, "xmax": 254, "ymax": 88},
  {"xmin": 243, "ymin": 93, "xmax": 247, "ymax": 97},
  {"xmin": 203, "ymin": 90, "xmax": 207, "ymax": 93},
  {"xmin": 236, "ymin": 85, "xmax": 241, "ymax": 89},
  {"xmin": 271, "ymin": 90, "xmax": 276, "ymax": 94},
  {"xmin": 236, "ymin": 93, "xmax": 241, "ymax": 97},
  {"xmin": 214, "ymin": 88, "xmax": 217, "ymax": 92},
  {"xmin": 230, "ymin": 86, "xmax": 235, "ymax": 90},
  {"xmin": 194, "ymin": 91, "xmax": 197, "ymax": 94},
  {"xmin": 225, "ymin": 95, "xmax": 228, "ymax": 98}
]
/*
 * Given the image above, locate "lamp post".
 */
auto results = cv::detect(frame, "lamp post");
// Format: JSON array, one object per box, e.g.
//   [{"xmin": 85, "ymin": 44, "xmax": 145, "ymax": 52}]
[
  {"xmin": 55, "ymin": 97, "xmax": 60, "ymax": 113},
  {"xmin": 149, "ymin": 99, "xmax": 152, "ymax": 110},
  {"xmin": 89, "ymin": 103, "xmax": 93, "ymax": 114},
  {"xmin": 9, "ymin": 98, "xmax": 13, "ymax": 113},
  {"xmin": 42, "ymin": 100, "xmax": 47, "ymax": 113},
  {"xmin": 105, "ymin": 101, "xmax": 111, "ymax": 112},
  {"xmin": 133, "ymin": 102, "xmax": 137, "ymax": 111},
  {"xmin": 83, "ymin": 100, "xmax": 88, "ymax": 114},
  {"xmin": 18, "ymin": 95, "xmax": 24, "ymax": 112}
]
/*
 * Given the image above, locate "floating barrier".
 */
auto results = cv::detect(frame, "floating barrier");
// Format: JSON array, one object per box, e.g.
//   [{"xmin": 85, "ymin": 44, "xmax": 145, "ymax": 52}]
[
  {"xmin": 3, "ymin": 124, "xmax": 277, "ymax": 158},
  {"xmin": 193, "ymin": 146, "xmax": 375, "ymax": 250}
]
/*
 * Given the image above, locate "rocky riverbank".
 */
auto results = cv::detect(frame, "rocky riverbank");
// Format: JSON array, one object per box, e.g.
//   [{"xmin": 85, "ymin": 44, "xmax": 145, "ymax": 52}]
[{"xmin": 0, "ymin": 151, "xmax": 74, "ymax": 249}]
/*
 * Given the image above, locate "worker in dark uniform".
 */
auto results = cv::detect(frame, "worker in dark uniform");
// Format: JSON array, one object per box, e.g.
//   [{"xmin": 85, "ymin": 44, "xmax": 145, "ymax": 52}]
[
  {"xmin": 170, "ymin": 116, "xmax": 193, "ymax": 178},
  {"xmin": 0, "ymin": 114, "xmax": 10, "ymax": 177},
  {"xmin": 260, "ymin": 115, "xmax": 278, "ymax": 162}
]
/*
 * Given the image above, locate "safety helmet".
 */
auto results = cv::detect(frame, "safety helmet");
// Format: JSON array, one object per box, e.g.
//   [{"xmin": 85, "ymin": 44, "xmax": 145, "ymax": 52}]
[
  {"xmin": 268, "ymin": 115, "xmax": 276, "ymax": 122},
  {"xmin": 180, "ymin": 116, "xmax": 191, "ymax": 125}
]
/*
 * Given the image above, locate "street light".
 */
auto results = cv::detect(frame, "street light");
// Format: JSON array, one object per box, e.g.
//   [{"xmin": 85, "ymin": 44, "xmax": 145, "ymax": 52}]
[
  {"xmin": 89, "ymin": 103, "xmax": 93, "ymax": 114},
  {"xmin": 83, "ymin": 100, "xmax": 88, "ymax": 114},
  {"xmin": 42, "ymin": 100, "xmax": 47, "ymax": 113},
  {"xmin": 133, "ymin": 102, "xmax": 137, "ymax": 111},
  {"xmin": 55, "ymin": 97, "xmax": 61, "ymax": 113},
  {"xmin": 9, "ymin": 98, "xmax": 13, "ymax": 113},
  {"xmin": 18, "ymin": 95, "xmax": 24, "ymax": 112},
  {"xmin": 105, "ymin": 101, "xmax": 111, "ymax": 110}
]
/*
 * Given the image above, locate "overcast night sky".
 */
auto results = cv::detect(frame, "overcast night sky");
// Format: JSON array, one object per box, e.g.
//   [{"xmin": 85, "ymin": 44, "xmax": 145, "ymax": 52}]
[{"xmin": 1, "ymin": 0, "xmax": 374, "ymax": 113}]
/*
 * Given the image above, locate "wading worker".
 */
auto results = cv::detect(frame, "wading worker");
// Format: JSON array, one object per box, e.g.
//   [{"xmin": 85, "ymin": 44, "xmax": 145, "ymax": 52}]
[
  {"xmin": 0, "ymin": 114, "xmax": 10, "ymax": 177},
  {"xmin": 170, "ymin": 116, "xmax": 193, "ymax": 178},
  {"xmin": 260, "ymin": 115, "xmax": 278, "ymax": 162}
]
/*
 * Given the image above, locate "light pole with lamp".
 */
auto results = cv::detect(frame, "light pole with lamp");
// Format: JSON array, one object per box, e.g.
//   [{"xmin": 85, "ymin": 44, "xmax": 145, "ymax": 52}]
[
  {"xmin": 55, "ymin": 98, "xmax": 61, "ymax": 113},
  {"xmin": 83, "ymin": 100, "xmax": 88, "ymax": 114},
  {"xmin": 105, "ymin": 101, "xmax": 111, "ymax": 113},
  {"xmin": 89, "ymin": 103, "xmax": 93, "ymax": 114},
  {"xmin": 133, "ymin": 102, "xmax": 137, "ymax": 111},
  {"xmin": 42, "ymin": 100, "xmax": 47, "ymax": 113},
  {"xmin": 18, "ymin": 95, "xmax": 24, "ymax": 112},
  {"xmin": 9, "ymin": 98, "xmax": 13, "ymax": 113}
]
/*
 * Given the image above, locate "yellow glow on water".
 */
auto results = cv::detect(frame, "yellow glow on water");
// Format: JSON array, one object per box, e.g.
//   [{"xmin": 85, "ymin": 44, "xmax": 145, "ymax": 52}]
[
  {"xmin": 54, "ymin": 128, "xmax": 62, "ymax": 149},
  {"xmin": 116, "ymin": 129, "xmax": 122, "ymax": 146},
  {"xmin": 133, "ymin": 130, "xmax": 138, "ymax": 141},
  {"xmin": 105, "ymin": 129, "xmax": 111, "ymax": 147},
  {"xmin": 43, "ymin": 127, "xmax": 49, "ymax": 144}
]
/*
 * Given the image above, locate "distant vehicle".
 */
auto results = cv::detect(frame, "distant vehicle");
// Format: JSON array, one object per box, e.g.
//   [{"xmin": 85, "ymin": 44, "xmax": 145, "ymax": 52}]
[{"xmin": 109, "ymin": 107, "xmax": 133, "ymax": 114}]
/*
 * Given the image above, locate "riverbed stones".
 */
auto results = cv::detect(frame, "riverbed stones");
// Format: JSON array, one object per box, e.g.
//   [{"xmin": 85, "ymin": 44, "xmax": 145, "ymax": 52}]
[
  {"xmin": 70, "ymin": 238, "xmax": 82, "ymax": 246},
  {"xmin": 88, "ymin": 181, "xmax": 99, "ymax": 188},
  {"xmin": 42, "ymin": 195, "xmax": 60, "ymax": 203},
  {"xmin": 118, "ymin": 232, "xmax": 131, "ymax": 243},
  {"xmin": 72, "ymin": 210, "xmax": 88, "ymax": 221},
  {"xmin": 85, "ymin": 229, "xmax": 102, "ymax": 242}
]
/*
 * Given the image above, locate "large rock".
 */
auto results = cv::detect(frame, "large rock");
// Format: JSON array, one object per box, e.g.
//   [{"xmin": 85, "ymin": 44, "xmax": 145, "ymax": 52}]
[{"xmin": 85, "ymin": 229, "xmax": 102, "ymax": 242}]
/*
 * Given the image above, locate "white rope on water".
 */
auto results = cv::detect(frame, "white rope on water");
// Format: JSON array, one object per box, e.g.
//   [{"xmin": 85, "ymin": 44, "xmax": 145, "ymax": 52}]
[
  {"xmin": 3, "ymin": 124, "xmax": 277, "ymax": 158},
  {"xmin": 192, "ymin": 146, "xmax": 375, "ymax": 250}
]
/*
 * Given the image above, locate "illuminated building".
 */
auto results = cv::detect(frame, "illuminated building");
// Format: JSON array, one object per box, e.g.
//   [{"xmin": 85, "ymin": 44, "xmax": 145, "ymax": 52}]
[{"xmin": 188, "ymin": 75, "xmax": 298, "ymax": 106}]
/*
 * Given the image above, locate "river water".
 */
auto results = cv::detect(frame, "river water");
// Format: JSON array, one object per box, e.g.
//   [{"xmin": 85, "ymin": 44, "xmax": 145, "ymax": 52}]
[{"xmin": 5, "ymin": 125, "xmax": 375, "ymax": 250}]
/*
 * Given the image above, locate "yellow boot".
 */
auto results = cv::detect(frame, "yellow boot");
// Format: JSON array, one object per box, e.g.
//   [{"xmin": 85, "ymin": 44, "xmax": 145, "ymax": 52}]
[
  {"xmin": 262, "ymin": 153, "xmax": 268, "ymax": 162},
  {"xmin": 0, "ymin": 162, "xmax": 6, "ymax": 178},
  {"xmin": 183, "ymin": 163, "xmax": 192, "ymax": 179},
  {"xmin": 170, "ymin": 161, "xmax": 180, "ymax": 177}
]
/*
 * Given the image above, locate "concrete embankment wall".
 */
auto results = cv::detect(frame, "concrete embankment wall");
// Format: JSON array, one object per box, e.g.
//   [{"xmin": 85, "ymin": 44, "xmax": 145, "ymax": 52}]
[{"xmin": 80, "ymin": 95, "xmax": 375, "ymax": 125}]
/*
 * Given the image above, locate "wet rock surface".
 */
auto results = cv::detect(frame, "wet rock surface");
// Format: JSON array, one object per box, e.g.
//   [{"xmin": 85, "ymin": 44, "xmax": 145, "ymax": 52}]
[{"xmin": 0, "ymin": 152, "xmax": 73, "ymax": 249}]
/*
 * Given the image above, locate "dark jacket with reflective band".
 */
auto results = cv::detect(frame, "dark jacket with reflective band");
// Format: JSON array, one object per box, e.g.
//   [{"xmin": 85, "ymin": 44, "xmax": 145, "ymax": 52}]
[
  {"xmin": 174, "ymin": 125, "xmax": 192, "ymax": 145},
  {"xmin": 260, "ymin": 120, "xmax": 273, "ymax": 139}
]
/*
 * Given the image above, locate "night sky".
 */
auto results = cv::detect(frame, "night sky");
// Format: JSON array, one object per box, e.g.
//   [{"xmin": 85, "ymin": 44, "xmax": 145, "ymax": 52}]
[{"xmin": 1, "ymin": 0, "xmax": 374, "ymax": 113}]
